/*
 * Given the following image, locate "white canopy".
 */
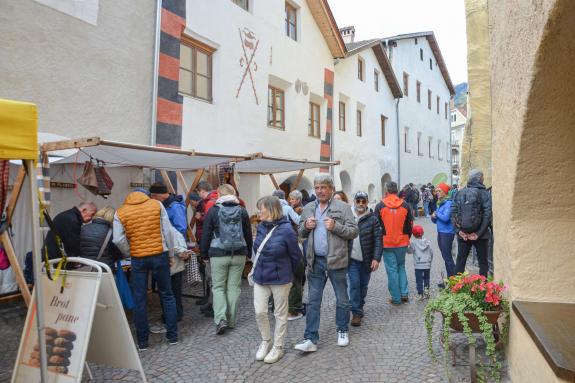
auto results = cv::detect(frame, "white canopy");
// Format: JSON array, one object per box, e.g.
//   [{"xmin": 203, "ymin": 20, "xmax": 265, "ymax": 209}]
[{"xmin": 42, "ymin": 137, "xmax": 338, "ymax": 173}]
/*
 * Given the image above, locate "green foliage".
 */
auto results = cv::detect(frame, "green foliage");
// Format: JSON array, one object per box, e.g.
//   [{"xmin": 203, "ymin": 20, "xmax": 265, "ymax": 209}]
[{"xmin": 424, "ymin": 273, "xmax": 510, "ymax": 382}]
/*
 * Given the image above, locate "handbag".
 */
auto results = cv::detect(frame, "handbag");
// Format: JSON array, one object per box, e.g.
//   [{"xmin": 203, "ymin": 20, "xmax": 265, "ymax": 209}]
[
  {"xmin": 248, "ymin": 226, "xmax": 277, "ymax": 287},
  {"xmin": 96, "ymin": 229, "xmax": 112, "ymax": 261},
  {"xmin": 77, "ymin": 160, "xmax": 114, "ymax": 198},
  {"xmin": 185, "ymin": 255, "xmax": 202, "ymax": 284},
  {"xmin": 115, "ymin": 260, "xmax": 134, "ymax": 310}
]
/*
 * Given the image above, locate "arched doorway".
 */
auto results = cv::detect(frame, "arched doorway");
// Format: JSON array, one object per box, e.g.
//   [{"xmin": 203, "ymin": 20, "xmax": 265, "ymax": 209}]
[
  {"xmin": 368, "ymin": 184, "xmax": 375, "ymax": 202},
  {"xmin": 339, "ymin": 171, "xmax": 352, "ymax": 197},
  {"xmin": 381, "ymin": 173, "xmax": 392, "ymax": 194},
  {"xmin": 279, "ymin": 174, "xmax": 313, "ymax": 195}
]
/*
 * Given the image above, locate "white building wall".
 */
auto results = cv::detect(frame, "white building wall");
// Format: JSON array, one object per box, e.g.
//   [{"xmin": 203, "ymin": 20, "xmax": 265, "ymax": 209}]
[
  {"xmin": 389, "ymin": 38, "xmax": 452, "ymax": 186},
  {"xmin": 182, "ymin": 0, "xmax": 335, "ymax": 211},
  {"xmin": 333, "ymin": 48, "xmax": 398, "ymax": 203}
]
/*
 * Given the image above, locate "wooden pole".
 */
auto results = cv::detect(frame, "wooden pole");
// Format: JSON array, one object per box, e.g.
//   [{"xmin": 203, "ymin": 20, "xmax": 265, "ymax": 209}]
[
  {"xmin": 185, "ymin": 169, "xmax": 205, "ymax": 207},
  {"xmin": 176, "ymin": 171, "xmax": 189, "ymax": 196},
  {"xmin": 291, "ymin": 169, "xmax": 305, "ymax": 191},
  {"xmin": 159, "ymin": 170, "xmax": 176, "ymax": 194},
  {"xmin": 5, "ymin": 166, "xmax": 26, "ymax": 226},
  {"xmin": 269, "ymin": 174, "xmax": 279, "ymax": 190},
  {"xmin": 0, "ymin": 231, "xmax": 31, "ymax": 305},
  {"xmin": 176, "ymin": 171, "xmax": 196, "ymax": 242}
]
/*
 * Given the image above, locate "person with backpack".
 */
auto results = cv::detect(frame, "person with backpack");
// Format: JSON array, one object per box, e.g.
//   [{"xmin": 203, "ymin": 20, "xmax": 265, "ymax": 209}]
[
  {"xmin": 251, "ymin": 196, "xmax": 302, "ymax": 363},
  {"xmin": 201, "ymin": 184, "xmax": 253, "ymax": 335},
  {"xmin": 431, "ymin": 183, "xmax": 456, "ymax": 281},
  {"xmin": 451, "ymin": 169, "xmax": 492, "ymax": 277},
  {"xmin": 421, "ymin": 186, "xmax": 433, "ymax": 217},
  {"xmin": 406, "ymin": 183, "xmax": 420, "ymax": 218}
]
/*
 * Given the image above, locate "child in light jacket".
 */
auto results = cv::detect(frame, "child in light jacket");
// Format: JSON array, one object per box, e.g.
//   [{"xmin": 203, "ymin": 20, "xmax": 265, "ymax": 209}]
[{"xmin": 407, "ymin": 225, "xmax": 433, "ymax": 299}]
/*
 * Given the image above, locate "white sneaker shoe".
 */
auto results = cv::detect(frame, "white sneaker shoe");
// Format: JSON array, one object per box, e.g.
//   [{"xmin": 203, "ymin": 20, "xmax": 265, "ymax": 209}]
[
  {"xmin": 337, "ymin": 331, "xmax": 349, "ymax": 347},
  {"xmin": 264, "ymin": 346, "xmax": 284, "ymax": 364},
  {"xmin": 149, "ymin": 324, "xmax": 166, "ymax": 334},
  {"xmin": 294, "ymin": 339, "xmax": 317, "ymax": 353},
  {"xmin": 255, "ymin": 340, "xmax": 273, "ymax": 361}
]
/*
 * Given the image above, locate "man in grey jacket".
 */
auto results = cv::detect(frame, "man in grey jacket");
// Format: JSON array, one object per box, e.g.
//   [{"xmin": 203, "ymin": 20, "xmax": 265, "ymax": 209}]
[{"xmin": 294, "ymin": 174, "xmax": 359, "ymax": 352}]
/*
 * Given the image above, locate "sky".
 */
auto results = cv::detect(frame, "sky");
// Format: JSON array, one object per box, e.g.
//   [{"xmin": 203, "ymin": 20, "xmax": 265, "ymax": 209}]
[{"xmin": 328, "ymin": 0, "xmax": 468, "ymax": 85}]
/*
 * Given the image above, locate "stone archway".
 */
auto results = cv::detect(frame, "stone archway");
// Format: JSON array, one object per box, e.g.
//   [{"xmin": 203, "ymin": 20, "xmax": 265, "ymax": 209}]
[
  {"xmin": 339, "ymin": 171, "xmax": 352, "ymax": 197},
  {"xmin": 279, "ymin": 174, "xmax": 313, "ymax": 195}
]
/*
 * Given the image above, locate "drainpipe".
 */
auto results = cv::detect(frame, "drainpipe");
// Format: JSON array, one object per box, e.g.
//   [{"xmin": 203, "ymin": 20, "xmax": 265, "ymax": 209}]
[
  {"xmin": 449, "ymin": 99, "xmax": 453, "ymax": 185},
  {"xmin": 395, "ymin": 98, "xmax": 401, "ymax": 186},
  {"xmin": 150, "ymin": 0, "xmax": 162, "ymax": 146}
]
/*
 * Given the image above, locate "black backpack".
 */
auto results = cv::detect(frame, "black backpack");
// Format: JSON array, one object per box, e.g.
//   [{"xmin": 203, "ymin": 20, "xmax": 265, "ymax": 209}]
[
  {"xmin": 212, "ymin": 204, "xmax": 246, "ymax": 251},
  {"xmin": 455, "ymin": 188, "xmax": 483, "ymax": 233},
  {"xmin": 408, "ymin": 188, "xmax": 419, "ymax": 203}
]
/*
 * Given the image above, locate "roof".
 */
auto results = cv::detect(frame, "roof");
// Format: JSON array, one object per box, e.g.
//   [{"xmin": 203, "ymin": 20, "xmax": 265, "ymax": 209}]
[
  {"xmin": 306, "ymin": 0, "xmax": 347, "ymax": 58},
  {"xmin": 42, "ymin": 137, "xmax": 339, "ymax": 174},
  {"xmin": 343, "ymin": 39, "xmax": 403, "ymax": 99},
  {"xmin": 383, "ymin": 31, "xmax": 455, "ymax": 95}
]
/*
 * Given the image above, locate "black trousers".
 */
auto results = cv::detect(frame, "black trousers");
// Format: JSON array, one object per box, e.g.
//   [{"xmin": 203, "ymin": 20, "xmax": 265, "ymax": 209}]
[{"xmin": 455, "ymin": 238, "xmax": 489, "ymax": 277}]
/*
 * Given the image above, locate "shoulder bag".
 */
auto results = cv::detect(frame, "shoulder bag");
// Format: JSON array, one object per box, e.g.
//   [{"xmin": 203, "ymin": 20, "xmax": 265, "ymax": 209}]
[{"xmin": 247, "ymin": 226, "xmax": 277, "ymax": 287}]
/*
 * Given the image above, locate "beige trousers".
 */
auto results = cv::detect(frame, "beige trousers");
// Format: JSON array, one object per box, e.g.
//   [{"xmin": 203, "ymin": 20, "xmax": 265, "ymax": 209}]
[{"xmin": 253, "ymin": 282, "xmax": 292, "ymax": 348}]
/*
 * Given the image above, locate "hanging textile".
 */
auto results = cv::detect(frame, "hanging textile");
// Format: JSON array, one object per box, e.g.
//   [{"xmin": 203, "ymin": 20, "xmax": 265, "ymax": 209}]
[{"xmin": 0, "ymin": 160, "xmax": 9, "ymax": 216}]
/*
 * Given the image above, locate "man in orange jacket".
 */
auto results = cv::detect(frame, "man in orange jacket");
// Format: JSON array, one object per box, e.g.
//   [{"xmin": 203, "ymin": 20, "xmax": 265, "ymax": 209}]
[{"xmin": 374, "ymin": 181, "xmax": 414, "ymax": 305}]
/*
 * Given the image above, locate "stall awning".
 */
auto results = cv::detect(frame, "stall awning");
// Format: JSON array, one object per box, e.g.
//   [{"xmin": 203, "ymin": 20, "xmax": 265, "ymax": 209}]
[
  {"xmin": 46, "ymin": 138, "xmax": 247, "ymax": 170},
  {"xmin": 42, "ymin": 137, "xmax": 339, "ymax": 173},
  {"xmin": 236, "ymin": 154, "xmax": 339, "ymax": 174},
  {"xmin": 0, "ymin": 99, "xmax": 38, "ymax": 160}
]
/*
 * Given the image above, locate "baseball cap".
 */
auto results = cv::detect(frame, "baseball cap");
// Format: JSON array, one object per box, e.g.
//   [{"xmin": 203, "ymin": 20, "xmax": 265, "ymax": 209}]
[
  {"xmin": 354, "ymin": 191, "xmax": 368, "ymax": 201},
  {"xmin": 412, "ymin": 225, "xmax": 424, "ymax": 237}
]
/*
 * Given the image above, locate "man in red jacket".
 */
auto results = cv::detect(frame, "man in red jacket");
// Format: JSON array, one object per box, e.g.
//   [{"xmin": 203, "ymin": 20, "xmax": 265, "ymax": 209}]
[{"xmin": 374, "ymin": 181, "xmax": 413, "ymax": 305}]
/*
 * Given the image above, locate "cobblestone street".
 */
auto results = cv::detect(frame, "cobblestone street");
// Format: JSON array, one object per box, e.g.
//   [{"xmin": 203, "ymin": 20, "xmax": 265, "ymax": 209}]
[{"xmin": 1, "ymin": 218, "xmax": 507, "ymax": 382}]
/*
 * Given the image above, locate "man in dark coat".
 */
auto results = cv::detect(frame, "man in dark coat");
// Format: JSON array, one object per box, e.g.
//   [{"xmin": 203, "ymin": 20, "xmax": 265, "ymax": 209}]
[
  {"xmin": 46, "ymin": 202, "xmax": 97, "ymax": 259},
  {"xmin": 348, "ymin": 191, "xmax": 383, "ymax": 326}
]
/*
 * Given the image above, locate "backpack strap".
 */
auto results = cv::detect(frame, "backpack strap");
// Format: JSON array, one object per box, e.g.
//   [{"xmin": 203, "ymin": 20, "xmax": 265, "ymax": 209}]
[{"xmin": 96, "ymin": 228, "xmax": 113, "ymax": 261}]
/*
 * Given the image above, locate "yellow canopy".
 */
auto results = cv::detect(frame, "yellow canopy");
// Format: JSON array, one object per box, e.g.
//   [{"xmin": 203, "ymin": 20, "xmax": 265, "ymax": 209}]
[{"xmin": 0, "ymin": 98, "xmax": 38, "ymax": 160}]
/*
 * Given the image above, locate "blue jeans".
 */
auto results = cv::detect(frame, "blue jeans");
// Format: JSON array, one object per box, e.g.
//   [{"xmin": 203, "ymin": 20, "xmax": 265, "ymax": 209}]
[
  {"xmin": 383, "ymin": 247, "xmax": 409, "ymax": 304},
  {"xmin": 347, "ymin": 259, "xmax": 371, "ymax": 317},
  {"xmin": 437, "ymin": 232, "xmax": 456, "ymax": 278},
  {"xmin": 304, "ymin": 256, "xmax": 350, "ymax": 344},
  {"xmin": 411, "ymin": 203, "xmax": 419, "ymax": 218},
  {"xmin": 414, "ymin": 269, "xmax": 430, "ymax": 295},
  {"xmin": 131, "ymin": 252, "xmax": 178, "ymax": 346},
  {"xmin": 423, "ymin": 201, "xmax": 430, "ymax": 217}
]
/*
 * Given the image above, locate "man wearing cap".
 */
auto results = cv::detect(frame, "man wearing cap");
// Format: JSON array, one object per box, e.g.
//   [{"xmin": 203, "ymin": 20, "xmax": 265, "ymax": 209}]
[
  {"xmin": 348, "ymin": 191, "xmax": 383, "ymax": 326},
  {"xmin": 150, "ymin": 182, "xmax": 188, "ymax": 323},
  {"xmin": 113, "ymin": 189, "xmax": 178, "ymax": 350},
  {"xmin": 375, "ymin": 181, "xmax": 414, "ymax": 305}
]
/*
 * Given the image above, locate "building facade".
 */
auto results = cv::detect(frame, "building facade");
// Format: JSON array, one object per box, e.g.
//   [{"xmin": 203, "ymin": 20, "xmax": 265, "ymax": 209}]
[{"xmin": 450, "ymin": 105, "xmax": 467, "ymax": 184}]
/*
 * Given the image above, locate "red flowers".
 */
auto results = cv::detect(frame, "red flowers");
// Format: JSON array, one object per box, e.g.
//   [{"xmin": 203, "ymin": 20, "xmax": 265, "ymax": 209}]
[{"xmin": 446, "ymin": 272, "xmax": 507, "ymax": 309}]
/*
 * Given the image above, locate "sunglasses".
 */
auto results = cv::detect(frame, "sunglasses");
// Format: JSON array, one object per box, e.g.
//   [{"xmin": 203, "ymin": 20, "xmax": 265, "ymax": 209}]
[{"xmin": 355, "ymin": 199, "xmax": 367, "ymax": 204}]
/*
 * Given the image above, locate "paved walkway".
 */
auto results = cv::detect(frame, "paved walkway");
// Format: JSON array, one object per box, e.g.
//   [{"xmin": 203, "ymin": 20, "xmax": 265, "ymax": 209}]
[{"xmin": 1, "ymin": 217, "xmax": 507, "ymax": 382}]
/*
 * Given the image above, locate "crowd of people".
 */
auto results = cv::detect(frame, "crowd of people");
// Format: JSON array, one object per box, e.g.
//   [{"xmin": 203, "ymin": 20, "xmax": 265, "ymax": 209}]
[{"xmin": 41, "ymin": 168, "xmax": 492, "ymax": 364}]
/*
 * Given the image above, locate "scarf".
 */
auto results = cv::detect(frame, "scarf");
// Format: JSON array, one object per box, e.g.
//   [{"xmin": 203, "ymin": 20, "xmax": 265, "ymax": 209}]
[{"xmin": 216, "ymin": 194, "xmax": 239, "ymax": 205}]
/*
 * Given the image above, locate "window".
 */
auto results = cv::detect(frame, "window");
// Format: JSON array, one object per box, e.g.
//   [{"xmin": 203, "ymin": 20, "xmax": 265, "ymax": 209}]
[
  {"xmin": 447, "ymin": 142, "xmax": 450, "ymax": 161},
  {"xmin": 356, "ymin": 109, "xmax": 362, "ymax": 137},
  {"xmin": 404, "ymin": 127, "xmax": 410, "ymax": 153},
  {"xmin": 420, "ymin": 48, "xmax": 423, "ymax": 61},
  {"xmin": 374, "ymin": 70, "xmax": 379, "ymax": 92},
  {"xmin": 308, "ymin": 102, "xmax": 320, "ymax": 138},
  {"xmin": 381, "ymin": 115, "xmax": 387, "ymax": 146},
  {"xmin": 338, "ymin": 101, "xmax": 346, "ymax": 131},
  {"xmin": 403, "ymin": 72, "xmax": 409, "ymax": 96},
  {"xmin": 179, "ymin": 37, "xmax": 214, "ymax": 101},
  {"xmin": 438, "ymin": 139, "xmax": 443, "ymax": 160},
  {"xmin": 415, "ymin": 37, "xmax": 418, "ymax": 45},
  {"xmin": 437, "ymin": 96, "xmax": 440, "ymax": 114},
  {"xmin": 416, "ymin": 81, "xmax": 421, "ymax": 103},
  {"xmin": 285, "ymin": 2, "xmax": 297, "ymax": 41},
  {"xmin": 452, "ymin": 113, "xmax": 456, "ymax": 122},
  {"xmin": 417, "ymin": 132, "xmax": 423, "ymax": 156},
  {"xmin": 445, "ymin": 102, "xmax": 448, "ymax": 119},
  {"xmin": 429, "ymin": 58, "xmax": 433, "ymax": 70},
  {"xmin": 428, "ymin": 89, "xmax": 432, "ymax": 110},
  {"xmin": 358, "ymin": 58, "xmax": 364, "ymax": 81},
  {"xmin": 267, "ymin": 86, "xmax": 285, "ymax": 129},
  {"xmin": 428, "ymin": 137, "xmax": 434, "ymax": 158},
  {"xmin": 231, "ymin": 0, "xmax": 248, "ymax": 11}
]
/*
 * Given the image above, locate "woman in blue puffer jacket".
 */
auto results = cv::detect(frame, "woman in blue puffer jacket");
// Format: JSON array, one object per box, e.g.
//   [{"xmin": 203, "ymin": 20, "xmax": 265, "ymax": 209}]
[
  {"xmin": 252, "ymin": 196, "xmax": 302, "ymax": 364},
  {"xmin": 431, "ymin": 183, "xmax": 456, "ymax": 281}
]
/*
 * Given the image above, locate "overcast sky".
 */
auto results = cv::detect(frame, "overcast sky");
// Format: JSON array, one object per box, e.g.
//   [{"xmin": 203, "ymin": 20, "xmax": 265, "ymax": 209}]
[{"xmin": 328, "ymin": 0, "xmax": 468, "ymax": 85}]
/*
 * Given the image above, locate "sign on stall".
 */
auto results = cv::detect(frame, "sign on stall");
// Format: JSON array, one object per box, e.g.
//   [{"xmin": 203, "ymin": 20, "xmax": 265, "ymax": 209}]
[{"xmin": 12, "ymin": 259, "xmax": 146, "ymax": 382}]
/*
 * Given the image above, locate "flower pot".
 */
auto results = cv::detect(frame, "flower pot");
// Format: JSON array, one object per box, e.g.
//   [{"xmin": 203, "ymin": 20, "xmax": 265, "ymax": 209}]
[{"xmin": 448, "ymin": 311, "xmax": 501, "ymax": 332}]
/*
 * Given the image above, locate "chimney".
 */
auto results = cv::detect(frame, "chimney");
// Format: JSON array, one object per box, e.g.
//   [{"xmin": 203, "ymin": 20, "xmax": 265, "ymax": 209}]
[{"xmin": 339, "ymin": 26, "xmax": 355, "ymax": 44}]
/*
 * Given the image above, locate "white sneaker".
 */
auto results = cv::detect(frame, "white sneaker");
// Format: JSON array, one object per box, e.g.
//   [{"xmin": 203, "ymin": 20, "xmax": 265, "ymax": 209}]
[
  {"xmin": 255, "ymin": 340, "xmax": 273, "ymax": 361},
  {"xmin": 264, "ymin": 346, "xmax": 284, "ymax": 364},
  {"xmin": 287, "ymin": 312, "xmax": 303, "ymax": 321},
  {"xmin": 337, "ymin": 331, "xmax": 349, "ymax": 347},
  {"xmin": 149, "ymin": 324, "xmax": 166, "ymax": 334},
  {"xmin": 294, "ymin": 339, "xmax": 317, "ymax": 353}
]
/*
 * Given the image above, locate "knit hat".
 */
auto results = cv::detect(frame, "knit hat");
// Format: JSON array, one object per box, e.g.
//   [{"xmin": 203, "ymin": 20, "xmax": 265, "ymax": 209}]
[
  {"xmin": 437, "ymin": 182, "xmax": 450, "ymax": 195},
  {"xmin": 149, "ymin": 183, "xmax": 168, "ymax": 194},
  {"xmin": 412, "ymin": 225, "xmax": 424, "ymax": 237}
]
